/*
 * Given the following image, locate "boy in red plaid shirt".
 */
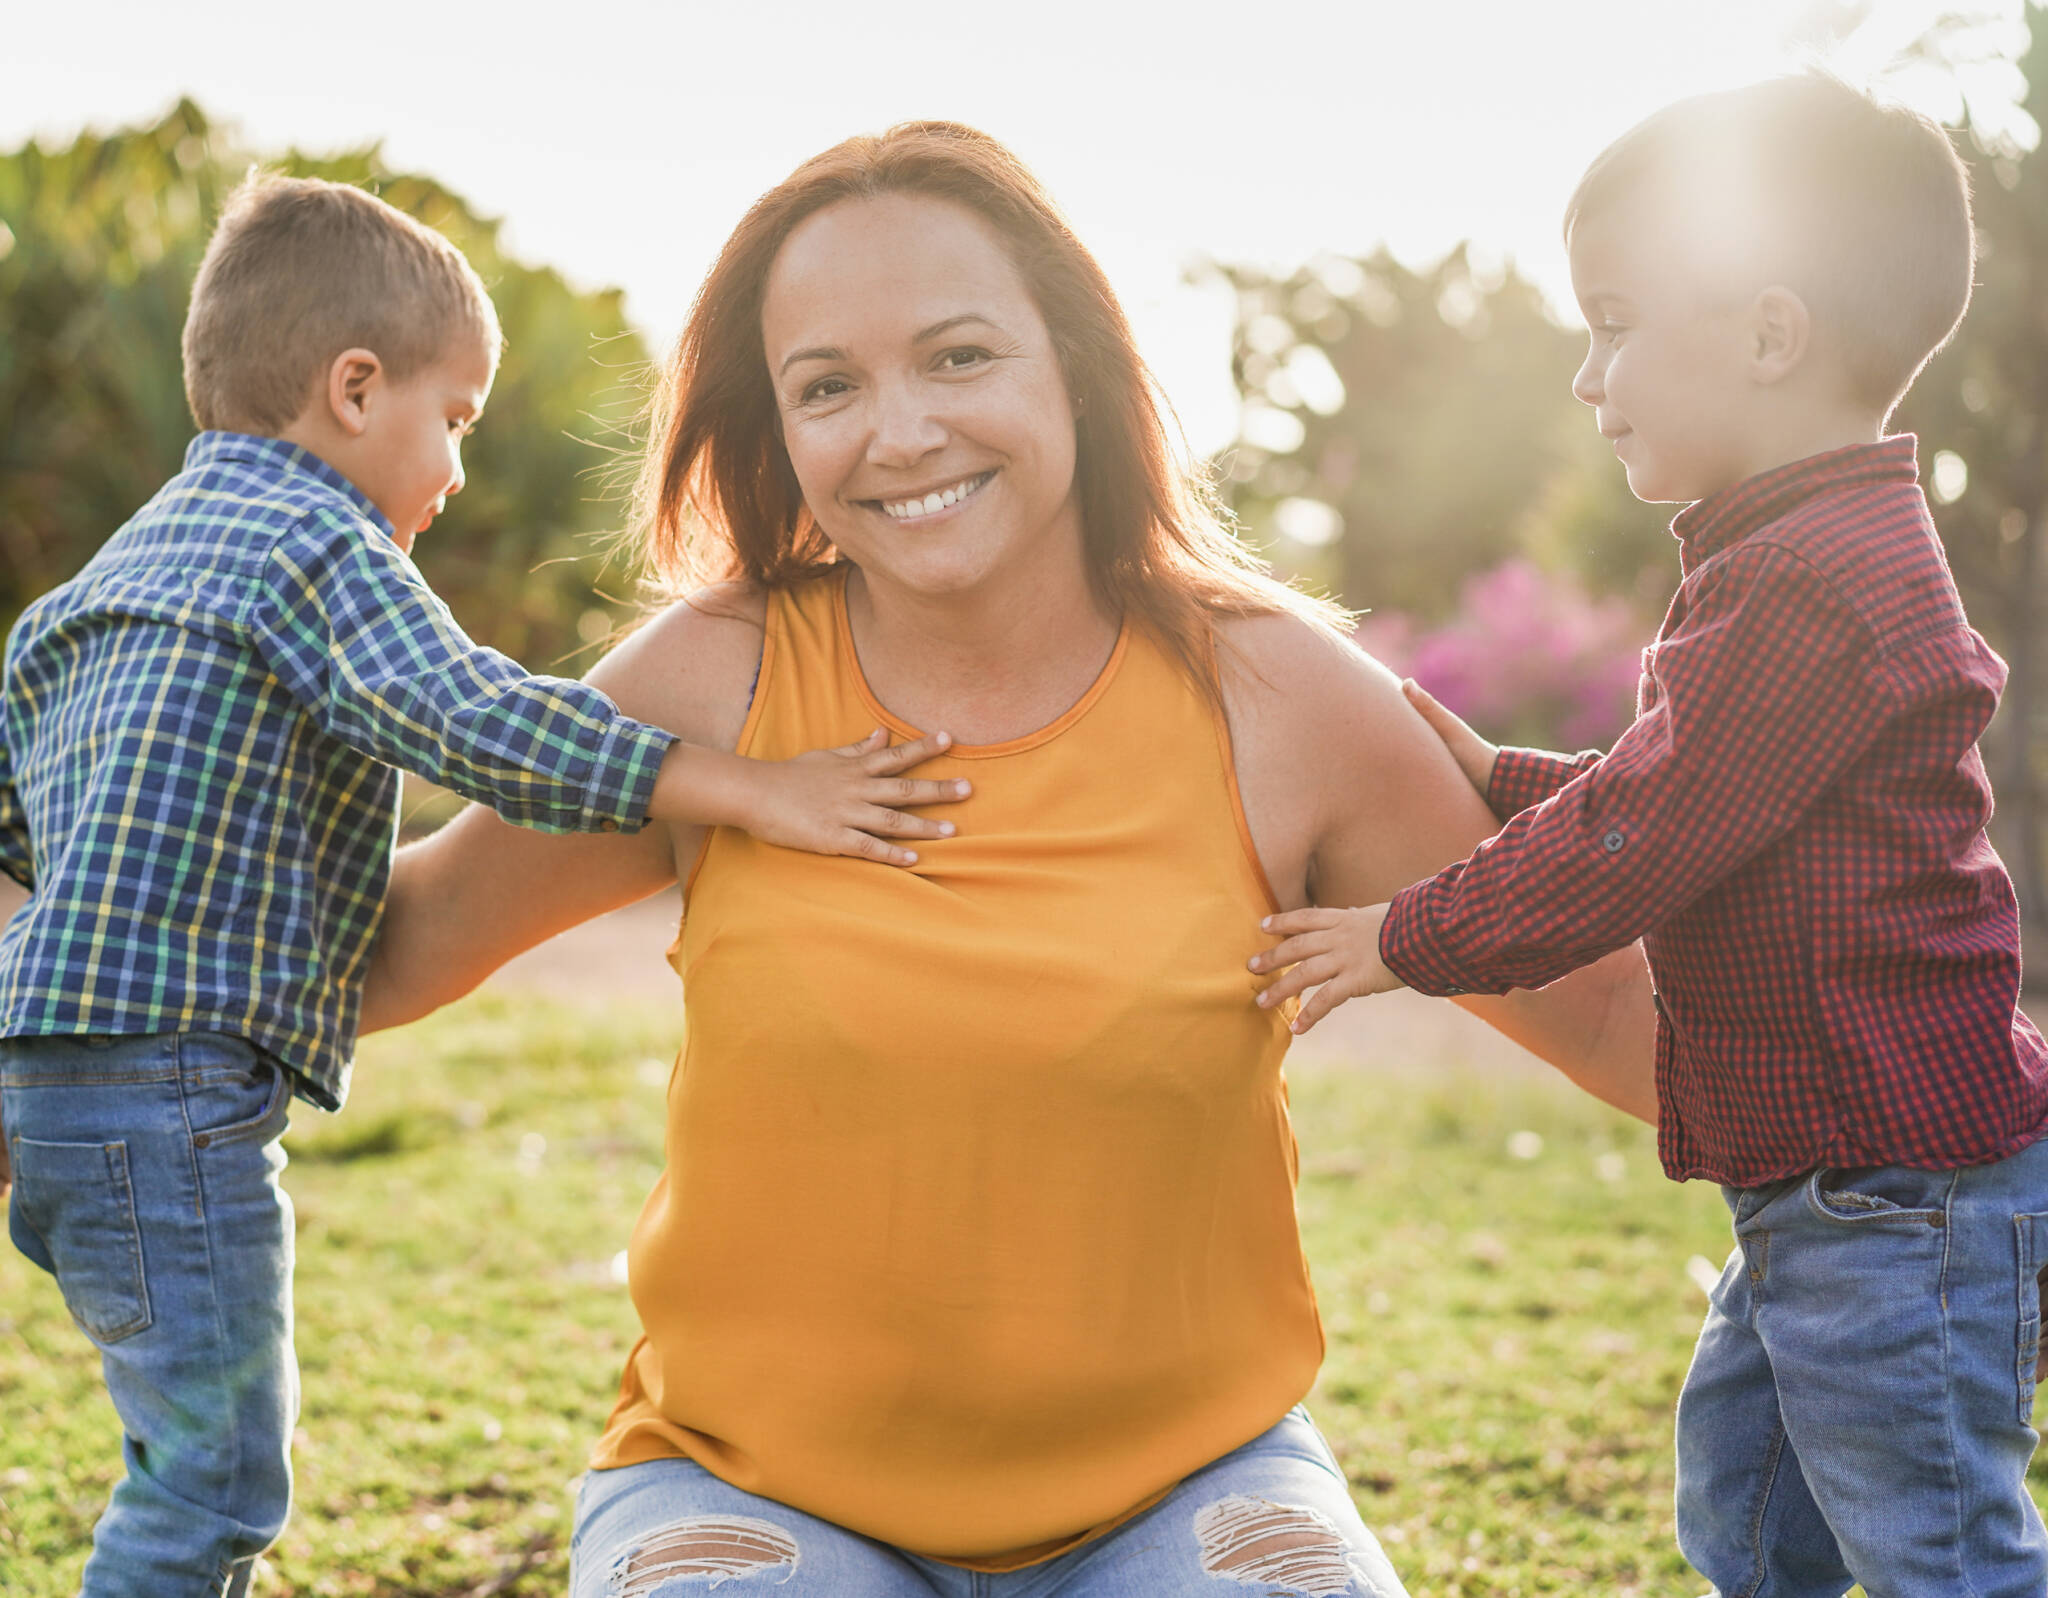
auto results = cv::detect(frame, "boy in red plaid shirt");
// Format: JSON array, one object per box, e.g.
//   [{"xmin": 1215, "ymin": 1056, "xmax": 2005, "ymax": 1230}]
[{"xmin": 1252, "ymin": 74, "xmax": 2048, "ymax": 1595}]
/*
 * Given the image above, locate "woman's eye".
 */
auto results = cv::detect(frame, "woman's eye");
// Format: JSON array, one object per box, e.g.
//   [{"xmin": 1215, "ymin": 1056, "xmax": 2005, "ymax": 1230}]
[
  {"xmin": 800, "ymin": 377, "xmax": 850, "ymax": 404},
  {"xmin": 937, "ymin": 347, "xmax": 991, "ymax": 372}
]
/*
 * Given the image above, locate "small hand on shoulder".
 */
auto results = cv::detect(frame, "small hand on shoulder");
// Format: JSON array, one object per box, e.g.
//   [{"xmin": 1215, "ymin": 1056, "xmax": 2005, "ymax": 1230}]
[
  {"xmin": 1248, "ymin": 902, "xmax": 1406, "ymax": 1034},
  {"xmin": 1401, "ymin": 678, "xmax": 1498, "ymax": 799}
]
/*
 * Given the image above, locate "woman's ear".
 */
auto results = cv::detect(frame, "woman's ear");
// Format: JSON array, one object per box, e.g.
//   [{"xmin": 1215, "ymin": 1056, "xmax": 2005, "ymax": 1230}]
[
  {"xmin": 326, "ymin": 347, "xmax": 384, "ymax": 437},
  {"xmin": 1747, "ymin": 287, "xmax": 1810, "ymax": 386}
]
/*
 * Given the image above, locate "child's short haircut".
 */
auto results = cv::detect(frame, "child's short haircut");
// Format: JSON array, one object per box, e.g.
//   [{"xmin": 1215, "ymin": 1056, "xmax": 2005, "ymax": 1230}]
[
  {"xmin": 182, "ymin": 173, "xmax": 502, "ymax": 434},
  {"xmin": 1564, "ymin": 72, "xmax": 1974, "ymax": 415}
]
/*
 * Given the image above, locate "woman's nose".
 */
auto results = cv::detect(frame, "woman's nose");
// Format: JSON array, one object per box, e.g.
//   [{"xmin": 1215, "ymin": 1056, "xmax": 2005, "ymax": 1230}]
[{"xmin": 866, "ymin": 382, "xmax": 947, "ymax": 466}]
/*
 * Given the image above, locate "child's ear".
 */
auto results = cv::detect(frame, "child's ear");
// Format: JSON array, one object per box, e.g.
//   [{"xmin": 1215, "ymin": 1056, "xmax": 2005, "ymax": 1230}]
[
  {"xmin": 1747, "ymin": 287, "xmax": 1810, "ymax": 385},
  {"xmin": 326, "ymin": 348, "xmax": 384, "ymax": 437}
]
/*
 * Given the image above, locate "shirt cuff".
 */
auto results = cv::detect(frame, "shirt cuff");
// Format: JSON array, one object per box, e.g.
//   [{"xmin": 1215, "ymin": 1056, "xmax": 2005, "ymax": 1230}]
[
  {"xmin": 1379, "ymin": 880, "xmax": 1488, "ymax": 998},
  {"xmin": 1487, "ymin": 746, "xmax": 1601, "ymax": 822},
  {"xmin": 576, "ymin": 719, "xmax": 677, "ymax": 834}
]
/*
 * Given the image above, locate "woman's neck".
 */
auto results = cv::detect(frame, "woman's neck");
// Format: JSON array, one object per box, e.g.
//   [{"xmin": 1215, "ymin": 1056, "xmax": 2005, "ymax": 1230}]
[{"xmin": 843, "ymin": 555, "xmax": 1121, "ymax": 747}]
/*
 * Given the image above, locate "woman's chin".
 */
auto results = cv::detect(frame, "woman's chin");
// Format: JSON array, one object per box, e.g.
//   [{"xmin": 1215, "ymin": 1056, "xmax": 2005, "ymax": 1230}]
[{"xmin": 850, "ymin": 543, "xmax": 1010, "ymax": 600}]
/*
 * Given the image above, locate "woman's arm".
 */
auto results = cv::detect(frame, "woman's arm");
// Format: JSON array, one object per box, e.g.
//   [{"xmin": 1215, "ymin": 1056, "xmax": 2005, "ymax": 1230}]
[
  {"xmin": 1219, "ymin": 612, "xmax": 1658, "ymax": 1123},
  {"xmin": 359, "ymin": 587, "xmax": 768, "ymax": 1032}
]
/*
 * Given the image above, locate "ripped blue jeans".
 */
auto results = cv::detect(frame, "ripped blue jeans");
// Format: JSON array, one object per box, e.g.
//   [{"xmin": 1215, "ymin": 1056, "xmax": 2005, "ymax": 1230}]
[{"xmin": 568, "ymin": 1406, "xmax": 1406, "ymax": 1597}]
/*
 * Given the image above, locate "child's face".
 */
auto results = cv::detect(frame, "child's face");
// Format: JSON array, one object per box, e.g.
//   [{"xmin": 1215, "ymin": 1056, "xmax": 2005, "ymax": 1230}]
[
  {"xmin": 355, "ymin": 339, "xmax": 494, "ymax": 553},
  {"xmin": 1569, "ymin": 210, "xmax": 1757, "ymax": 504}
]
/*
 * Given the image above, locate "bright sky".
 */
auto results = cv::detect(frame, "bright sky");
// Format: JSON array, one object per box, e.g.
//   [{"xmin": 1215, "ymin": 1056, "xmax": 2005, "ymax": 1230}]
[{"xmin": 6, "ymin": 0, "xmax": 2031, "ymax": 454}]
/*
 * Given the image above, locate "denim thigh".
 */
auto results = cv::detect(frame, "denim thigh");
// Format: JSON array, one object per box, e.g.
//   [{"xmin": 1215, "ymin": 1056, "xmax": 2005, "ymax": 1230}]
[
  {"xmin": 1676, "ymin": 1143, "xmax": 2048, "ymax": 1598},
  {"xmin": 569, "ymin": 1455, "xmax": 936, "ymax": 1597},
  {"xmin": 570, "ymin": 1407, "xmax": 1405, "ymax": 1598},
  {"xmin": 986, "ymin": 1405, "xmax": 1407, "ymax": 1598},
  {"xmin": 3, "ymin": 1031, "xmax": 299, "ymax": 1598}
]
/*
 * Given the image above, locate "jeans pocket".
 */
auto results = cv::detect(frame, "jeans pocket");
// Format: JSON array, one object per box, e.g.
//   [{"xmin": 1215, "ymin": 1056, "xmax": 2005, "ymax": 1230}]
[
  {"xmin": 11, "ymin": 1136, "xmax": 153, "ymax": 1343},
  {"xmin": 183, "ymin": 1058, "xmax": 291, "ymax": 1151},
  {"xmin": 2014, "ymin": 1214, "xmax": 2048, "ymax": 1424},
  {"xmin": 1807, "ymin": 1165, "xmax": 1952, "ymax": 1226}
]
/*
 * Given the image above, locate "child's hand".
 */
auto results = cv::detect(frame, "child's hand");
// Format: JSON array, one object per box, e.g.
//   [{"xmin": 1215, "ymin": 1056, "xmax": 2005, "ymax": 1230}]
[
  {"xmin": 1402, "ymin": 679, "xmax": 1499, "ymax": 799},
  {"xmin": 737, "ymin": 728, "xmax": 971, "ymax": 867},
  {"xmin": 1248, "ymin": 903, "xmax": 1407, "ymax": 1034}
]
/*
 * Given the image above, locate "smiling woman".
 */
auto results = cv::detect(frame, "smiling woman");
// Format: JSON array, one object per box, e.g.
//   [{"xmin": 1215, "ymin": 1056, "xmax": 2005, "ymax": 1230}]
[{"xmin": 360, "ymin": 120, "xmax": 1659, "ymax": 1598}]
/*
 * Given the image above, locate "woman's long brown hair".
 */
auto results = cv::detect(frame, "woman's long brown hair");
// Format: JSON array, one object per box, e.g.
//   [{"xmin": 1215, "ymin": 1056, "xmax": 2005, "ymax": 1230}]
[{"xmin": 632, "ymin": 120, "xmax": 1346, "ymax": 694}]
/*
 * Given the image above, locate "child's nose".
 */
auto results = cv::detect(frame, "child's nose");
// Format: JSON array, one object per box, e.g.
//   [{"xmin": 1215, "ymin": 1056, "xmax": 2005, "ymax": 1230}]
[{"xmin": 1571, "ymin": 347, "xmax": 1605, "ymax": 407}]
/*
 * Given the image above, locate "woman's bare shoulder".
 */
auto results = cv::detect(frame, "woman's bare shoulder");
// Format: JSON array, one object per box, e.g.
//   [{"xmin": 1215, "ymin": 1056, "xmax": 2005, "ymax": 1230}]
[
  {"xmin": 586, "ymin": 581, "xmax": 769, "ymax": 754},
  {"xmin": 1215, "ymin": 607, "xmax": 1502, "ymax": 904},
  {"xmin": 1213, "ymin": 608, "xmax": 1414, "ymax": 775}
]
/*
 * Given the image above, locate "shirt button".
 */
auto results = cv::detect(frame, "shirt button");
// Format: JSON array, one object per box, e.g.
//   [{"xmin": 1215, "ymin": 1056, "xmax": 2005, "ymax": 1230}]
[
  {"xmin": 1444, "ymin": 986, "xmax": 1466, "ymax": 996},
  {"xmin": 598, "ymin": 819, "xmax": 620, "ymax": 834},
  {"xmin": 1601, "ymin": 828, "xmax": 1626, "ymax": 854}
]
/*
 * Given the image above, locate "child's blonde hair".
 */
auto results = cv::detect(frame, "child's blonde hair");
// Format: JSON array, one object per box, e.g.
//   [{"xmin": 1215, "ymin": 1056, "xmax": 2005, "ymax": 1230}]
[
  {"xmin": 182, "ymin": 172, "xmax": 501, "ymax": 434},
  {"xmin": 1565, "ymin": 72, "xmax": 1974, "ymax": 416}
]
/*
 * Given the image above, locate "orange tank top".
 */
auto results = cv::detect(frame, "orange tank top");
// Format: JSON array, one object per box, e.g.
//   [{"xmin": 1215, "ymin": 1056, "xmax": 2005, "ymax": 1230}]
[{"xmin": 591, "ymin": 569, "xmax": 1323, "ymax": 1567}]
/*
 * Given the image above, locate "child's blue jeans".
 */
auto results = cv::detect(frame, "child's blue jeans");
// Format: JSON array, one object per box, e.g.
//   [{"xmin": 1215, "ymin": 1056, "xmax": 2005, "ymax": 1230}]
[
  {"xmin": 2, "ymin": 1031, "xmax": 298, "ymax": 1598},
  {"xmin": 1676, "ymin": 1134, "xmax": 2048, "ymax": 1597}
]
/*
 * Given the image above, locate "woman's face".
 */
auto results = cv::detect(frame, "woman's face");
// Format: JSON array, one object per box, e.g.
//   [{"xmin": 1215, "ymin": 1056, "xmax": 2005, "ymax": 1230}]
[{"xmin": 762, "ymin": 193, "xmax": 1082, "ymax": 600}]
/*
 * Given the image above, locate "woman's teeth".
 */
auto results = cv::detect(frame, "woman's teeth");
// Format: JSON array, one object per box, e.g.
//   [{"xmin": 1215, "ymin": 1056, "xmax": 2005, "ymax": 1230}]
[{"xmin": 880, "ymin": 471, "xmax": 993, "ymax": 521}]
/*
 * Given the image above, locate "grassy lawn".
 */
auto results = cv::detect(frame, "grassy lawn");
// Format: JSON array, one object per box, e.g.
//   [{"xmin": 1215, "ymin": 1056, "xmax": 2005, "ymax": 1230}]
[{"xmin": 1, "ymin": 992, "xmax": 2029, "ymax": 1595}]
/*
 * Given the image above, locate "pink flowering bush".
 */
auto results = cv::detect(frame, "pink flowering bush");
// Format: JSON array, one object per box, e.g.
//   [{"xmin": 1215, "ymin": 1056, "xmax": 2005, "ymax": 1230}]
[{"xmin": 1354, "ymin": 560, "xmax": 1646, "ymax": 751}]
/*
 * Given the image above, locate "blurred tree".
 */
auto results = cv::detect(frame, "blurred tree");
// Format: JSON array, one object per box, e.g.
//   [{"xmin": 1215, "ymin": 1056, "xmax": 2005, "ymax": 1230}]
[
  {"xmin": 1896, "ymin": 1, "xmax": 2048, "ymax": 929},
  {"xmin": 1206, "ymin": 245, "xmax": 1672, "ymax": 625},
  {"xmin": 1356, "ymin": 560, "xmax": 1645, "ymax": 750},
  {"xmin": 0, "ymin": 101, "xmax": 650, "ymax": 665}
]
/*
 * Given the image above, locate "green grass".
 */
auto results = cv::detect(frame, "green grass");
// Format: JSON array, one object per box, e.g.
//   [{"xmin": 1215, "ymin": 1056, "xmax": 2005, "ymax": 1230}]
[{"xmin": 0, "ymin": 994, "xmax": 2033, "ymax": 1595}]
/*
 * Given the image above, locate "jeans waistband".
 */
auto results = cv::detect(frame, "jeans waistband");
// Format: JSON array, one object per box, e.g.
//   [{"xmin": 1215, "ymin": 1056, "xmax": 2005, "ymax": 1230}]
[{"xmin": 0, "ymin": 1031, "xmax": 282, "ymax": 1088}]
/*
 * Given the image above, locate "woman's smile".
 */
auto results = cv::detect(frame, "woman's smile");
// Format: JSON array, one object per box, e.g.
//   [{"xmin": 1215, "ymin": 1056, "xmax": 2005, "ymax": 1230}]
[{"xmin": 866, "ymin": 468, "xmax": 997, "ymax": 524}]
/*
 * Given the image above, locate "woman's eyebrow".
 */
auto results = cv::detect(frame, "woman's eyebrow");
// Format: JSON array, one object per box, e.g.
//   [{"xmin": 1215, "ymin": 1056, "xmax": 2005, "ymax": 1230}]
[
  {"xmin": 778, "ymin": 344, "xmax": 844, "ymax": 377},
  {"xmin": 777, "ymin": 314, "xmax": 1005, "ymax": 377},
  {"xmin": 915, "ymin": 313, "xmax": 1001, "ymax": 342}
]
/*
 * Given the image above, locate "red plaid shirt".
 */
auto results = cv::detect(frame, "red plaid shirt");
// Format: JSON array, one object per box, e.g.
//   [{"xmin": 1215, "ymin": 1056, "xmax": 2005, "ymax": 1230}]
[{"xmin": 1380, "ymin": 437, "xmax": 2048, "ymax": 1185}]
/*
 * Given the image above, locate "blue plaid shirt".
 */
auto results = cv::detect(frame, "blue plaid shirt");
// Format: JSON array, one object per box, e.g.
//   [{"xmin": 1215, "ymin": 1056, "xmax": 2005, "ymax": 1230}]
[{"xmin": 0, "ymin": 433, "xmax": 676, "ymax": 1108}]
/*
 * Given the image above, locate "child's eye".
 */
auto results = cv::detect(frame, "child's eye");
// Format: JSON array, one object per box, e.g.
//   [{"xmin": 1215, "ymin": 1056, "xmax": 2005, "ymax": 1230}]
[
  {"xmin": 449, "ymin": 417, "xmax": 479, "ymax": 436},
  {"xmin": 1595, "ymin": 320, "xmax": 1628, "ymax": 345}
]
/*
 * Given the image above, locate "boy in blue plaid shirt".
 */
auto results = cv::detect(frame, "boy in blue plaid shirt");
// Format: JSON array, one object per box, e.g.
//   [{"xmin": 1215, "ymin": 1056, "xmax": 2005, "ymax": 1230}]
[{"xmin": 0, "ymin": 174, "xmax": 967, "ymax": 1597}]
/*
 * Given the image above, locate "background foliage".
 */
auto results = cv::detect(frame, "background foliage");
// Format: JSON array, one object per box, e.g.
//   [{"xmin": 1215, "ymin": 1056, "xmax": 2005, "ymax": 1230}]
[{"xmin": 0, "ymin": 99, "xmax": 649, "ymax": 667}]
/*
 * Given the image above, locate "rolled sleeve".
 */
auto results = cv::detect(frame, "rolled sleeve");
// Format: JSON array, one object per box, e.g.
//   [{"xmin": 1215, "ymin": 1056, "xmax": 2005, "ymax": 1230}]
[
  {"xmin": 1380, "ymin": 883, "xmax": 1480, "ymax": 996},
  {"xmin": 577, "ymin": 715, "xmax": 674, "ymax": 833},
  {"xmin": 1379, "ymin": 544, "xmax": 1891, "ymax": 995},
  {"xmin": 1487, "ymin": 747, "xmax": 1601, "ymax": 822},
  {"xmin": 253, "ymin": 509, "xmax": 677, "ymax": 834}
]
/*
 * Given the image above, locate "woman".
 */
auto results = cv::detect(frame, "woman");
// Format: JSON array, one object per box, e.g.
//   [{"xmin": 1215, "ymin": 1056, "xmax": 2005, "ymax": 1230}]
[{"xmin": 365, "ymin": 123, "xmax": 1655, "ymax": 1597}]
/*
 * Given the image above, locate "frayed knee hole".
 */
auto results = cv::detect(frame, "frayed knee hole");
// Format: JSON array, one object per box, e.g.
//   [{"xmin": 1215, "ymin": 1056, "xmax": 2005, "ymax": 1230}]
[
  {"xmin": 1195, "ymin": 1494, "xmax": 1358, "ymax": 1596},
  {"xmin": 612, "ymin": 1515, "xmax": 800, "ymax": 1593}
]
